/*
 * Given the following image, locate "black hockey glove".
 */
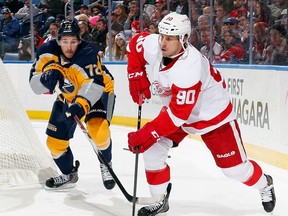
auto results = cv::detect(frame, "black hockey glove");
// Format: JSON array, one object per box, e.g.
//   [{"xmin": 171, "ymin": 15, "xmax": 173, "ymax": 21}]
[
  {"xmin": 40, "ymin": 69, "xmax": 64, "ymax": 94},
  {"xmin": 66, "ymin": 103, "xmax": 85, "ymax": 119}
]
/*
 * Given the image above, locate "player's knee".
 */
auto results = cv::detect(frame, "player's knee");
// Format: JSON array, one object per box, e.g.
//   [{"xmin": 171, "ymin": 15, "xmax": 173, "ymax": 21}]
[
  {"xmin": 143, "ymin": 137, "xmax": 172, "ymax": 170},
  {"xmin": 46, "ymin": 136, "xmax": 69, "ymax": 157},
  {"xmin": 87, "ymin": 118, "xmax": 110, "ymax": 150},
  {"xmin": 221, "ymin": 160, "xmax": 253, "ymax": 182}
]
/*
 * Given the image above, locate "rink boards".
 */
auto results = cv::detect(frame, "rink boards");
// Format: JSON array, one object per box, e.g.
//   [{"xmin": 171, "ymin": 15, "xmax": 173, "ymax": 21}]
[{"xmin": 3, "ymin": 62, "xmax": 288, "ymax": 170}]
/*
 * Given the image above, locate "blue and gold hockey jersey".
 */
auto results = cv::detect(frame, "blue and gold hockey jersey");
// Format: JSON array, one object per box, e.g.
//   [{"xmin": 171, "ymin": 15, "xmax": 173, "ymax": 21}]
[{"xmin": 30, "ymin": 39, "xmax": 114, "ymax": 114}]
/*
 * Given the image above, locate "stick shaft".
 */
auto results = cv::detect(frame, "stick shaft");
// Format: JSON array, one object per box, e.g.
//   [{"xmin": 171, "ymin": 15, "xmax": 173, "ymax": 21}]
[{"xmin": 132, "ymin": 97, "xmax": 143, "ymax": 216}]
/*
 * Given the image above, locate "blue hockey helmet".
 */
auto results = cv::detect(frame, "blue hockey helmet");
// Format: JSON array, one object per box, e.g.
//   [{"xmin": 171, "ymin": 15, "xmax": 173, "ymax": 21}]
[{"xmin": 58, "ymin": 19, "xmax": 80, "ymax": 40}]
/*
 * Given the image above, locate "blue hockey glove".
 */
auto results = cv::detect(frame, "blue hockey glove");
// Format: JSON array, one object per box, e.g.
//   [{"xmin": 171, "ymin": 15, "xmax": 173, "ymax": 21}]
[
  {"xmin": 66, "ymin": 103, "xmax": 85, "ymax": 119},
  {"xmin": 40, "ymin": 69, "xmax": 64, "ymax": 94}
]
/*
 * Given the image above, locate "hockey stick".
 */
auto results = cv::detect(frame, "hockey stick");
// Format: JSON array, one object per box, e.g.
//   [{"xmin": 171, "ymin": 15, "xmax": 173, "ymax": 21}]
[
  {"xmin": 132, "ymin": 97, "xmax": 143, "ymax": 216},
  {"xmin": 54, "ymin": 86, "xmax": 163, "ymax": 204},
  {"xmin": 73, "ymin": 114, "xmax": 165, "ymax": 204},
  {"xmin": 73, "ymin": 115, "xmax": 135, "ymax": 202}
]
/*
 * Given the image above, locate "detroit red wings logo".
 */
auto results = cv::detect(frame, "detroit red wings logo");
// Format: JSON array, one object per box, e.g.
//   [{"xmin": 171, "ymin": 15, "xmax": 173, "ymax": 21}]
[{"xmin": 153, "ymin": 81, "xmax": 171, "ymax": 97}]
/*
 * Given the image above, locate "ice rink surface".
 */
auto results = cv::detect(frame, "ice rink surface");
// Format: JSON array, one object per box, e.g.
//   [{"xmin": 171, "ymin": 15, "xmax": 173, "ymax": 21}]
[{"xmin": 0, "ymin": 121, "xmax": 287, "ymax": 216}]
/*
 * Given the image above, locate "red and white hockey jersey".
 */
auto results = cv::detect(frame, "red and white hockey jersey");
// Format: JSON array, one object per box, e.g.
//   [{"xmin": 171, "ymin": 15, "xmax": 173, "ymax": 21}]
[{"xmin": 127, "ymin": 33, "xmax": 236, "ymax": 135}]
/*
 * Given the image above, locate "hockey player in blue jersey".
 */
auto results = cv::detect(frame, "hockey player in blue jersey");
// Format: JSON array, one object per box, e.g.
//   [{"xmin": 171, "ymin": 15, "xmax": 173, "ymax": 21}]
[{"xmin": 29, "ymin": 19, "xmax": 116, "ymax": 190}]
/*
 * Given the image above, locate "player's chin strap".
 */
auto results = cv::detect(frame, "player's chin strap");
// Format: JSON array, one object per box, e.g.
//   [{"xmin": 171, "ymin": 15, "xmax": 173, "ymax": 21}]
[{"xmin": 54, "ymin": 84, "xmax": 163, "ymax": 205}]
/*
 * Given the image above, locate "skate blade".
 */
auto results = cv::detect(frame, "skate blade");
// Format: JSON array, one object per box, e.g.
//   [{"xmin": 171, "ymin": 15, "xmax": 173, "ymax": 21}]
[
  {"xmin": 44, "ymin": 183, "xmax": 76, "ymax": 191},
  {"xmin": 156, "ymin": 213, "xmax": 167, "ymax": 216}
]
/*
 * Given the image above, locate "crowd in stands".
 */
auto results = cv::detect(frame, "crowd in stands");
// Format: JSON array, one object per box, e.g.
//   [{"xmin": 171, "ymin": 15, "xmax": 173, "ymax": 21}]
[{"xmin": 0, "ymin": 0, "xmax": 287, "ymax": 65}]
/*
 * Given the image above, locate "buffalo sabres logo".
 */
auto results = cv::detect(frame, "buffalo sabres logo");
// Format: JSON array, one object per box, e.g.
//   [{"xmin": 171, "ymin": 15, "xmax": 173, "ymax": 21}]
[
  {"xmin": 61, "ymin": 78, "xmax": 75, "ymax": 94},
  {"xmin": 153, "ymin": 81, "xmax": 171, "ymax": 97}
]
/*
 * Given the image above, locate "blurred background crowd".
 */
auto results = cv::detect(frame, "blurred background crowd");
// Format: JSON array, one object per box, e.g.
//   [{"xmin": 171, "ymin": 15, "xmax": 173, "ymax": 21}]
[{"xmin": 0, "ymin": 0, "xmax": 287, "ymax": 65}]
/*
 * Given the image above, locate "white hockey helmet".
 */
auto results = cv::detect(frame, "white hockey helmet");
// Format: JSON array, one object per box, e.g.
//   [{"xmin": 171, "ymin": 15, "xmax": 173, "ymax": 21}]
[{"xmin": 158, "ymin": 12, "xmax": 191, "ymax": 47}]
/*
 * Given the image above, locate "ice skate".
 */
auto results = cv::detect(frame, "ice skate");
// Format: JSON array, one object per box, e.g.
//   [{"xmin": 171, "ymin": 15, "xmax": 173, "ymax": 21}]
[
  {"xmin": 100, "ymin": 161, "xmax": 115, "ymax": 190},
  {"xmin": 45, "ymin": 160, "xmax": 80, "ymax": 190},
  {"xmin": 138, "ymin": 183, "xmax": 172, "ymax": 216},
  {"xmin": 260, "ymin": 174, "xmax": 276, "ymax": 213}
]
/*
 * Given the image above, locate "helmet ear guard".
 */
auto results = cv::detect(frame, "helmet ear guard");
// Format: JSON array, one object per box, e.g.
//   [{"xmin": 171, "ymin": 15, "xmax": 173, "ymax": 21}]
[{"xmin": 158, "ymin": 12, "xmax": 191, "ymax": 49}]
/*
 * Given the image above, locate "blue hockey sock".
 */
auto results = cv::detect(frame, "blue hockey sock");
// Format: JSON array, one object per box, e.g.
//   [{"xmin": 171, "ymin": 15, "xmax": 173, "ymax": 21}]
[
  {"xmin": 100, "ymin": 139, "xmax": 112, "ymax": 163},
  {"xmin": 54, "ymin": 147, "xmax": 74, "ymax": 174}
]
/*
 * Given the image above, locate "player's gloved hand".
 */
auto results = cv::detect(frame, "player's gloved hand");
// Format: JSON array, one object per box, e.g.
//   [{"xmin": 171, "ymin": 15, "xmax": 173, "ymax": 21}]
[
  {"xmin": 128, "ymin": 123, "xmax": 160, "ymax": 153},
  {"xmin": 40, "ymin": 69, "xmax": 64, "ymax": 93},
  {"xmin": 128, "ymin": 71, "xmax": 151, "ymax": 104},
  {"xmin": 66, "ymin": 102, "xmax": 85, "ymax": 119}
]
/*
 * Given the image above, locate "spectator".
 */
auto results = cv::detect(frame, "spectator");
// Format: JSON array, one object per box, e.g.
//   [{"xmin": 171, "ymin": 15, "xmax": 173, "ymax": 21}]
[
  {"xmin": 43, "ymin": 23, "xmax": 58, "ymax": 43},
  {"xmin": 229, "ymin": 0, "xmax": 248, "ymax": 18},
  {"xmin": 91, "ymin": 18, "xmax": 108, "ymax": 52},
  {"xmin": 254, "ymin": 0, "xmax": 274, "ymax": 26},
  {"xmin": 113, "ymin": 3, "xmax": 128, "ymax": 26},
  {"xmin": 151, "ymin": 0, "xmax": 163, "ymax": 24},
  {"xmin": 103, "ymin": 30, "xmax": 117, "ymax": 61},
  {"xmin": 15, "ymin": 0, "xmax": 40, "ymax": 37},
  {"xmin": 55, "ymin": 14, "xmax": 65, "ymax": 27},
  {"xmin": 0, "ymin": 7, "xmax": 21, "ymax": 58},
  {"xmin": 222, "ymin": 17, "xmax": 242, "ymax": 40},
  {"xmin": 252, "ymin": 22, "xmax": 269, "ymax": 64},
  {"xmin": 202, "ymin": 6, "xmax": 212, "ymax": 16},
  {"xmin": 77, "ymin": 4, "xmax": 89, "ymax": 17},
  {"xmin": 15, "ymin": 0, "xmax": 40, "ymax": 23},
  {"xmin": 189, "ymin": 0, "xmax": 201, "ymax": 28},
  {"xmin": 66, "ymin": 9, "xmax": 76, "ymax": 21},
  {"xmin": 3, "ymin": 0, "xmax": 24, "ymax": 14},
  {"xmin": 197, "ymin": 14, "xmax": 210, "ymax": 32},
  {"xmin": 280, "ymin": 9, "xmax": 287, "ymax": 31},
  {"xmin": 159, "ymin": 1, "xmax": 169, "ymax": 20},
  {"xmin": 88, "ymin": 15, "xmax": 100, "ymax": 35},
  {"xmin": 124, "ymin": 1, "xmax": 150, "ymax": 31},
  {"xmin": 171, "ymin": 0, "xmax": 189, "ymax": 16},
  {"xmin": 199, "ymin": 0, "xmax": 209, "ymax": 13},
  {"xmin": 110, "ymin": 12, "xmax": 125, "ymax": 33},
  {"xmin": 200, "ymin": 29, "xmax": 223, "ymax": 63},
  {"xmin": 237, "ymin": 14, "xmax": 250, "ymax": 51},
  {"xmin": 238, "ymin": 13, "xmax": 249, "ymax": 34},
  {"xmin": 268, "ymin": 0, "xmax": 288, "ymax": 23},
  {"xmin": 90, "ymin": 3, "xmax": 107, "ymax": 17},
  {"xmin": 264, "ymin": 24, "xmax": 288, "ymax": 65},
  {"xmin": 114, "ymin": 31, "xmax": 127, "ymax": 61},
  {"xmin": 143, "ymin": 0, "xmax": 156, "ymax": 18},
  {"xmin": 38, "ymin": 15, "xmax": 55, "ymax": 37},
  {"xmin": 18, "ymin": 28, "xmax": 44, "ymax": 61},
  {"xmin": 190, "ymin": 28, "xmax": 202, "ymax": 51},
  {"xmin": 75, "ymin": 14, "xmax": 89, "ymax": 23},
  {"xmin": 78, "ymin": 21, "xmax": 92, "ymax": 43},
  {"xmin": 30, "ymin": 23, "xmax": 44, "ymax": 50},
  {"xmin": 90, "ymin": 5, "xmax": 102, "ymax": 17},
  {"xmin": 38, "ymin": 0, "xmax": 65, "ymax": 19},
  {"xmin": 148, "ymin": 22, "xmax": 159, "ymax": 34},
  {"xmin": 219, "ymin": 29, "xmax": 245, "ymax": 63},
  {"xmin": 215, "ymin": 3, "xmax": 228, "ymax": 42}
]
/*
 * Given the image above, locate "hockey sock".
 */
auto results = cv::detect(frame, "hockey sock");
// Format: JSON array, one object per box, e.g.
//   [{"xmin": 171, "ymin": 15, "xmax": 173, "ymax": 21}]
[
  {"xmin": 54, "ymin": 147, "xmax": 74, "ymax": 174},
  {"xmin": 100, "ymin": 139, "xmax": 112, "ymax": 163}
]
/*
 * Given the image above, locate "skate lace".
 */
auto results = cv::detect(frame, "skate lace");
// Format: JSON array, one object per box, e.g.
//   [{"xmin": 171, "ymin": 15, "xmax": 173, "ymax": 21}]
[
  {"xmin": 260, "ymin": 184, "xmax": 273, "ymax": 202},
  {"xmin": 100, "ymin": 163, "xmax": 113, "ymax": 181},
  {"xmin": 145, "ymin": 201, "xmax": 163, "ymax": 212},
  {"xmin": 52, "ymin": 174, "xmax": 70, "ymax": 185}
]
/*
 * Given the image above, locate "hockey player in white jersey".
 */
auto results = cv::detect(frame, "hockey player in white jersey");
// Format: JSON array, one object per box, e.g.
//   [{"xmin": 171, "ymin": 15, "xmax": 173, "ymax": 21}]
[{"xmin": 126, "ymin": 12, "xmax": 276, "ymax": 216}]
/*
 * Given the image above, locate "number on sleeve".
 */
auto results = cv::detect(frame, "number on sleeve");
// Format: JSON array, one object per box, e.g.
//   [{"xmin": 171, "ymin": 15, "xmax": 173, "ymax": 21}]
[
  {"xmin": 85, "ymin": 64, "xmax": 101, "ymax": 77},
  {"xmin": 209, "ymin": 63, "xmax": 222, "ymax": 82},
  {"xmin": 136, "ymin": 35, "xmax": 146, "ymax": 53},
  {"xmin": 176, "ymin": 90, "xmax": 196, "ymax": 105}
]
